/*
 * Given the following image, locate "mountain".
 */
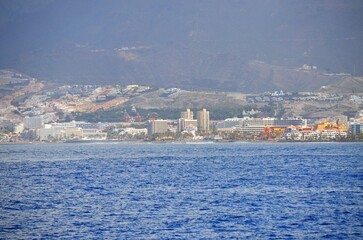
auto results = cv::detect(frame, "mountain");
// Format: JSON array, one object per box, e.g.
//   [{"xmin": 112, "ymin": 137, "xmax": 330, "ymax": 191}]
[
  {"xmin": 321, "ymin": 77, "xmax": 363, "ymax": 93},
  {"xmin": 0, "ymin": 0, "xmax": 362, "ymax": 92}
]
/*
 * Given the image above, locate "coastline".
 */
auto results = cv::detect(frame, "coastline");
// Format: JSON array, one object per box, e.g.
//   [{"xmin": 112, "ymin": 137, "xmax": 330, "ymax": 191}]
[{"xmin": 1, "ymin": 139, "xmax": 362, "ymax": 145}]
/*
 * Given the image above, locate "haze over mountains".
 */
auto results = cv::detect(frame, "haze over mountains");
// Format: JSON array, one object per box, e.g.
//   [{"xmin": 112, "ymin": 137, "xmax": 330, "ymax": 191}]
[{"xmin": 0, "ymin": 0, "xmax": 362, "ymax": 92}]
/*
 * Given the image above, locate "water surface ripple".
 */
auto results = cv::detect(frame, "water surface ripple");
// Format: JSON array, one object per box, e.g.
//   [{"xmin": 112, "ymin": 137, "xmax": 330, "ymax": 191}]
[{"xmin": 0, "ymin": 142, "xmax": 362, "ymax": 239}]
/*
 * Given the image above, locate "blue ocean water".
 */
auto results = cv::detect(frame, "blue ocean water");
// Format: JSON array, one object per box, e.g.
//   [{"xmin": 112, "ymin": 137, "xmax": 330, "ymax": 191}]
[{"xmin": 0, "ymin": 142, "xmax": 362, "ymax": 239}]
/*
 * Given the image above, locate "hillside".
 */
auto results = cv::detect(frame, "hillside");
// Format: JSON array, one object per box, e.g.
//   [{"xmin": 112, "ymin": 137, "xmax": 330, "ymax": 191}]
[
  {"xmin": 128, "ymin": 88, "xmax": 246, "ymax": 109},
  {"xmin": 321, "ymin": 77, "xmax": 363, "ymax": 94}
]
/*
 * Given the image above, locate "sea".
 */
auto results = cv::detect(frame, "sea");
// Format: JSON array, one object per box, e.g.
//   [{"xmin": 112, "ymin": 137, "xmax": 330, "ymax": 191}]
[{"xmin": 0, "ymin": 142, "xmax": 362, "ymax": 239}]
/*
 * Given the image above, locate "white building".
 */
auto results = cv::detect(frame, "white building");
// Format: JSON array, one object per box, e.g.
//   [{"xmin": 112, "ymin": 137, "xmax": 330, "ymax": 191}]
[
  {"xmin": 178, "ymin": 119, "xmax": 198, "ymax": 132},
  {"xmin": 349, "ymin": 118, "xmax": 363, "ymax": 135},
  {"xmin": 14, "ymin": 123, "xmax": 24, "ymax": 134},
  {"xmin": 24, "ymin": 116, "xmax": 44, "ymax": 129},
  {"xmin": 120, "ymin": 128, "xmax": 147, "ymax": 136},
  {"xmin": 197, "ymin": 109, "xmax": 210, "ymax": 131},
  {"xmin": 38, "ymin": 124, "xmax": 83, "ymax": 141},
  {"xmin": 147, "ymin": 119, "xmax": 169, "ymax": 135}
]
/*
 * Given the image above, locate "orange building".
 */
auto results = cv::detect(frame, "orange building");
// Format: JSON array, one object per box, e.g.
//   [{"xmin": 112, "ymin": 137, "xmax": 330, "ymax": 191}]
[{"xmin": 263, "ymin": 126, "xmax": 286, "ymax": 140}]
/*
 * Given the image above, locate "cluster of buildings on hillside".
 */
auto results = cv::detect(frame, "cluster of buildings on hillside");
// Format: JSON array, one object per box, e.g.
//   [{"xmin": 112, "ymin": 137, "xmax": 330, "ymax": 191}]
[
  {"xmin": 1, "ymin": 107, "xmax": 363, "ymax": 143},
  {"xmin": 1, "ymin": 77, "xmax": 362, "ymax": 143},
  {"xmin": 1, "ymin": 81, "xmax": 151, "ymax": 125},
  {"xmin": 247, "ymin": 91, "xmax": 344, "ymax": 103},
  {"xmin": 31, "ymin": 84, "xmax": 150, "ymax": 114}
]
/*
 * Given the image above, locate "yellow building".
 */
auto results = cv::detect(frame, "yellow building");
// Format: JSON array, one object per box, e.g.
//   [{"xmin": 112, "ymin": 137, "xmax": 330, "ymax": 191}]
[{"xmin": 315, "ymin": 121, "xmax": 347, "ymax": 131}]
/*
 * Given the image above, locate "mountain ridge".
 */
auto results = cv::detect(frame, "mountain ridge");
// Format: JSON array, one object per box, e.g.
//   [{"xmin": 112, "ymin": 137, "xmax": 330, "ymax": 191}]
[{"xmin": 0, "ymin": 0, "xmax": 362, "ymax": 92}]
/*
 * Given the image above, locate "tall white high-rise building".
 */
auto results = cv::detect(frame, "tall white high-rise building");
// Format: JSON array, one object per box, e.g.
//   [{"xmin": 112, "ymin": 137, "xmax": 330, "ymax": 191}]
[
  {"xmin": 181, "ymin": 108, "xmax": 193, "ymax": 120},
  {"xmin": 178, "ymin": 108, "xmax": 197, "ymax": 132},
  {"xmin": 197, "ymin": 108, "xmax": 210, "ymax": 131}
]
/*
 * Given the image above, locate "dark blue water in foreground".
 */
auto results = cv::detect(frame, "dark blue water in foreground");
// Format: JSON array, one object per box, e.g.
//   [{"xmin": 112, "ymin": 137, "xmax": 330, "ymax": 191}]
[{"xmin": 0, "ymin": 142, "xmax": 362, "ymax": 239}]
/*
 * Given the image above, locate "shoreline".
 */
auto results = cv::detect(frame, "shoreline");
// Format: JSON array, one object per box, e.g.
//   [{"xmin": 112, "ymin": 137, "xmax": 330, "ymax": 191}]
[{"xmin": 1, "ymin": 139, "xmax": 362, "ymax": 145}]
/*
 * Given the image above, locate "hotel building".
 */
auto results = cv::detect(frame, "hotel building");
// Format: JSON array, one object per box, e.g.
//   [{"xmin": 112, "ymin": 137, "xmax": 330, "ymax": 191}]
[
  {"xmin": 197, "ymin": 108, "xmax": 210, "ymax": 131},
  {"xmin": 147, "ymin": 119, "xmax": 169, "ymax": 135}
]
